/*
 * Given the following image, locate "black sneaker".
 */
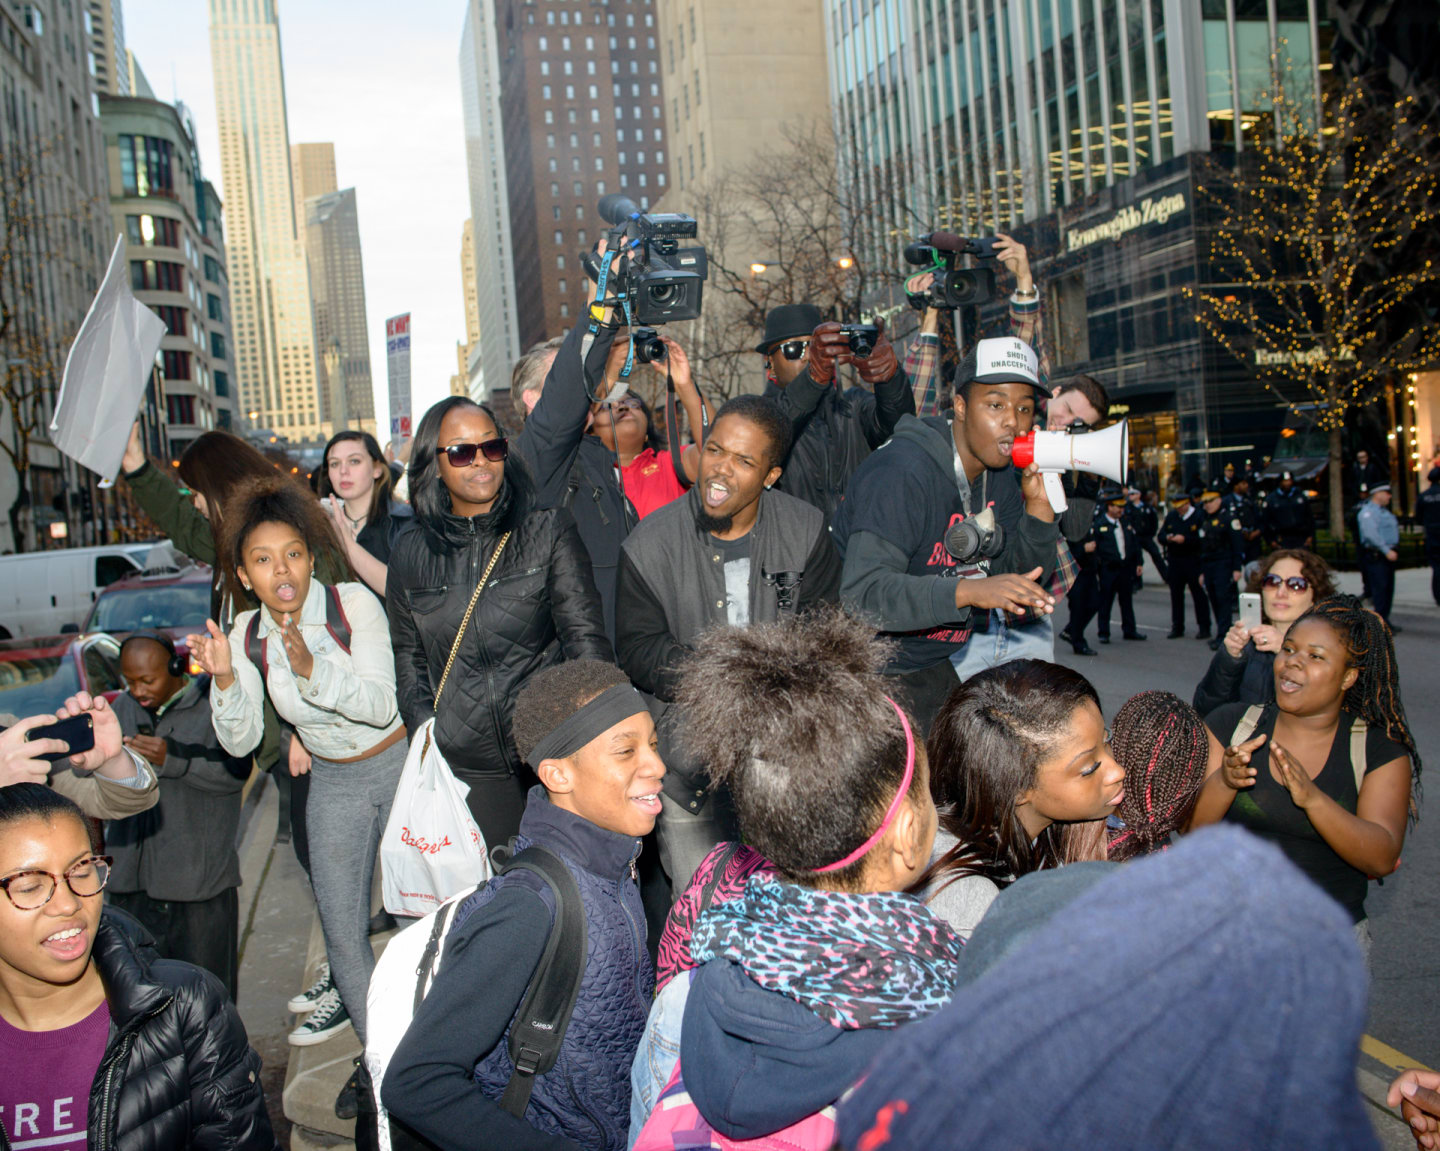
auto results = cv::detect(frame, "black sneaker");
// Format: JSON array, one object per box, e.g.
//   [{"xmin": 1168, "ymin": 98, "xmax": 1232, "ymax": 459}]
[
  {"xmin": 288, "ymin": 987, "xmax": 351, "ymax": 1047},
  {"xmin": 286, "ymin": 960, "xmax": 332, "ymax": 1014}
]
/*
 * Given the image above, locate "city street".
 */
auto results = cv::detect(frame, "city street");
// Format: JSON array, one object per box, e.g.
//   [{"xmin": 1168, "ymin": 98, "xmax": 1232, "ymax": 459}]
[{"xmin": 1059, "ymin": 574, "xmax": 1440, "ymax": 1083}]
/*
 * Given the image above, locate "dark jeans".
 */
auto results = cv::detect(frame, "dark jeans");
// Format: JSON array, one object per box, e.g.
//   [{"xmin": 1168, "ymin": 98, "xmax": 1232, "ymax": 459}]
[
  {"xmin": 1361, "ymin": 554, "xmax": 1395, "ymax": 622},
  {"xmin": 110, "ymin": 887, "xmax": 239, "ymax": 1002},
  {"xmin": 1097, "ymin": 561, "xmax": 1140, "ymax": 638},
  {"xmin": 1428, "ymin": 536, "xmax": 1440, "ymax": 606},
  {"xmin": 1167, "ymin": 557, "xmax": 1210, "ymax": 634},
  {"xmin": 1201, "ymin": 560, "xmax": 1237, "ymax": 635}
]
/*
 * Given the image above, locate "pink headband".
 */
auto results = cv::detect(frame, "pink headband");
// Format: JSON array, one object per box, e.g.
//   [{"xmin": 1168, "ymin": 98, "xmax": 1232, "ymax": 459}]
[{"xmin": 813, "ymin": 697, "xmax": 916, "ymax": 874}]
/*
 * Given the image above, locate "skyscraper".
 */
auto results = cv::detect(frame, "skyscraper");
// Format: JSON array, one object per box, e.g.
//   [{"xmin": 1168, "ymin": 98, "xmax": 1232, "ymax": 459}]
[
  {"xmin": 304, "ymin": 188, "xmax": 377, "ymax": 436},
  {"xmin": 85, "ymin": 0, "xmax": 129, "ymax": 96},
  {"xmin": 494, "ymin": 0, "xmax": 670, "ymax": 349},
  {"xmin": 291, "ymin": 141, "xmax": 337, "ymax": 228},
  {"xmin": 460, "ymin": 0, "xmax": 520, "ymax": 400},
  {"xmin": 209, "ymin": 0, "xmax": 324, "ymax": 443},
  {"xmin": 454, "ymin": 217, "xmax": 486, "ymax": 400}
]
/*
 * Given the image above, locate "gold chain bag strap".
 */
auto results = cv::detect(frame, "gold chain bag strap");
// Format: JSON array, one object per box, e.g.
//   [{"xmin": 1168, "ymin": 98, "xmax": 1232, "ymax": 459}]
[{"xmin": 422, "ymin": 531, "xmax": 511, "ymax": 757}]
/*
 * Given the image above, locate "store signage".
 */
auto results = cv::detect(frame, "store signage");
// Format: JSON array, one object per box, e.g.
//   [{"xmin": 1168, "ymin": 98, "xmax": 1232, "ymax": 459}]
[
  {"xmin": 1065, "ymin": 192, "xmax": 1188, "ymax": 251},
  {"xmin": 386, "ymin": 313, "xmax": 412, "ymax": 439},
  {"xmin": 1254, "ymin": 345, "xmax": 1356, "ymax": 367}
]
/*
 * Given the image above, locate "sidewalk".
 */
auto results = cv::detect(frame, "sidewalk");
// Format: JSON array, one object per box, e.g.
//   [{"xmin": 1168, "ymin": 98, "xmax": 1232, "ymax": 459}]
[{"xmin": 235, "ymin": 772, "xmax": 1425, "ymax": 1150}]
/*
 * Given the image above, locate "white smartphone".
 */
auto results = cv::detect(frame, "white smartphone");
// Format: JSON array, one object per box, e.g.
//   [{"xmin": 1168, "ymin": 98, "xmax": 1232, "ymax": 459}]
[{"xmin": 1239, "ymin": 592, "xmax": 1262, "ymax": 630}]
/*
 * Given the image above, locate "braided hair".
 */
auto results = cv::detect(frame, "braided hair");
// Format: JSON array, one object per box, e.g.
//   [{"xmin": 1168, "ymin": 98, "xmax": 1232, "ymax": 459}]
[
  {"xmin": 1293, "ymin": 594, "xmax": 1421, "ymax": 818},
  {"xmin": 1107, "ymin": 692, "xmax": 1211, "ymax": 862}
]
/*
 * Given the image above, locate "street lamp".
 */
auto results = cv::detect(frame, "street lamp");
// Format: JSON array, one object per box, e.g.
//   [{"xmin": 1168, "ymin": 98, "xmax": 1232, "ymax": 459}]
[
  {"xmin": 749, "ymin": 262, "xmax": 768, "ymax": 276},
  {"xmin": 837, "ymin": 256, "xmax": 854, "ymax": 269}
]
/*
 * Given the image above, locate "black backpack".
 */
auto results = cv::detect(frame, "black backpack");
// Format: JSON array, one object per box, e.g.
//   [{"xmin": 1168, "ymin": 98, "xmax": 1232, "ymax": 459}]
[{"xmin": 379, "ymin": 843, "xmax": 588, "ymax": 1151}]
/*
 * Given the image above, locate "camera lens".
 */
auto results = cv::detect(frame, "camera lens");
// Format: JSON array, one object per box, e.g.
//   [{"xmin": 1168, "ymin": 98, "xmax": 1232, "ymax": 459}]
[{"xmin": 647, "ymin": 282, "xmax": 678, "ymax": 305}]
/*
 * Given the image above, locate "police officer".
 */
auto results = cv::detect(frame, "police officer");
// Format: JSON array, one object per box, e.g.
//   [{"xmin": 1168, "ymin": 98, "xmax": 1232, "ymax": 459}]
[
  {"xmin": 1262, "ymin": 470, "xmax": 1315, "ymax": 550},
  {"xmin": 1421, "ymin": 465, "xmax": 1440, "ymax": 608},
  {"xmin": 1162, "ymin": 491, "xmax": 1211, "ymax": 640},
  {"xmin": 1063, "ymin": 511, "xmax": 1102, "ymax": 657},
  {"xmin": 1093, "ymin": 487, "xmax": 1146, "ymax": 644},
  {"xmin": 1225, "ymin": 474, "xmax": 1264, "ymax": 569},
  {"xmin": 1125, "ymin": 487, "xmax": 1167, "ymax": 589},
  {"xmin": 1357, "ymin": 483, "xmax": 1401, "ymax": 629},
  {"xmin": 1198, "ymin": 488, "xmax": 1244, "ymax": 649}
]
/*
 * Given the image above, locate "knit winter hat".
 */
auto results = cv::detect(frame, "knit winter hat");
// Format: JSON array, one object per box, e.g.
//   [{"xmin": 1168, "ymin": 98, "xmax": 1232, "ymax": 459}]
[{"xmin": 836, "ymin": 826, "xmax": 1376, "ymax": 1151}]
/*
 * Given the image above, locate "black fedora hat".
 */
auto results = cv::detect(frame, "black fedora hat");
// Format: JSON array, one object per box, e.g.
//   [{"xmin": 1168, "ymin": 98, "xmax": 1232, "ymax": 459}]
[{"xmin": 755, "ymin": 303, "xmax": 824, "ymax": 354}]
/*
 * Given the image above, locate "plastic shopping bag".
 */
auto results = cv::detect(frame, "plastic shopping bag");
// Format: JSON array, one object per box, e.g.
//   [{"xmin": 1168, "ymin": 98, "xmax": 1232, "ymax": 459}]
[{"xmin": 380, "ymin": 719, "xmax": 492, "ymax": 917}]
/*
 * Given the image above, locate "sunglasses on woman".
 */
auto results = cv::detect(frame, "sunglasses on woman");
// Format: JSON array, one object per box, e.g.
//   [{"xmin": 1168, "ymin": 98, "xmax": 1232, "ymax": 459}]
[
  {"xmin": 1262, "ymin": 573, "xmax": 1310, "ymax": 592},
  {"xmin": 442, "ymin": 439, "xmax": 509, "ymax": 467},
  {"xmin": 777, "ymin": 339, "xmax": 809, "ymax": 361}
]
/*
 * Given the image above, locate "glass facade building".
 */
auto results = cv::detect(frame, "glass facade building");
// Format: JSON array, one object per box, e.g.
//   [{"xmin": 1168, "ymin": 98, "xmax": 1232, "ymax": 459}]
[{"xmin": 823, "ymin": 0, "xmax": 1340, "ymax": 487}]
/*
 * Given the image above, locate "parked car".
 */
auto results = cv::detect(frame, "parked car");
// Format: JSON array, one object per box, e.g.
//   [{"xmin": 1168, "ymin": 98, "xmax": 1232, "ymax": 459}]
[
  {"xmin": 0, "ymin": 542, "xmax": 159, "ymax": 639},
  {"xmin": 83, "ymin": 561, "xmax": 213, "ymax": 659},
  {"xmin": 0, "ymin": 633, "xmax": 125, "ymax": 720}
]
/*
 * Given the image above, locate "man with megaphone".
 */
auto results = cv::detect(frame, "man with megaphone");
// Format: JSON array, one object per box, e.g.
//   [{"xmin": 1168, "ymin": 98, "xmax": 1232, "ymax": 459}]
[{"xmin": 831, "ymin": 336, "xmax": 1060, "ymax": 734}]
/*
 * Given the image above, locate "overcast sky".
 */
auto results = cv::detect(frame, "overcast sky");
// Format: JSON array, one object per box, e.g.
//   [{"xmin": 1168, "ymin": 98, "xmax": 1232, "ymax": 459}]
[{"xmin": 125, "ymin": 1, "xmax": 472, "ymax": 438}]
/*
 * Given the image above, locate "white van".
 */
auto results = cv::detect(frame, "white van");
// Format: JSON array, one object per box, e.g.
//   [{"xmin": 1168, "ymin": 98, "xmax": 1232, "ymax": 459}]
[{"xmin": 0, "ymin": 542, "xmax": 157, "ymax": 639}]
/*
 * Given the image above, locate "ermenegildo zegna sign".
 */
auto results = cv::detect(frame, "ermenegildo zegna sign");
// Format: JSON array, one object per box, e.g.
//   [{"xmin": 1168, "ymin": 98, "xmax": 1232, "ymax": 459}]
[{"xmin": 1065, "ymin": 192, "xmax": 1189, "ymax": 252}]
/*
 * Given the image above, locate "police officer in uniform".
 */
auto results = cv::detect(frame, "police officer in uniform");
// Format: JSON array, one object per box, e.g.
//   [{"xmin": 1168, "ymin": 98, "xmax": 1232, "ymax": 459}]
[
  {"xmin": 1198, "ymin": 488, "xmax": 1244, "ymax": 649},
  {"xmin": 1062, "ymin": 509, "xmax": 1102, "ymax": 657},
  {"xmin": 1262, "ymin": 470, "xmax": 1315, "ymax": 550},
  {"xmin": 1225, "ymin": 474, "xmax": 1264, "ymax": 570},
  {"xmin": 1124, "ymin": 487, "xmax": 1167, "ymax": 590},
  {"xmin": 1162, "ymin": 491, "xmax": 1210, "ymax": 640},
  {"xmin": 1093, "ymin": 487, "xmax": 1146, "ymax": 644},
  {"xmin": 1421, "ymin": 464, "xmax": 1440, "ymax": 607}
]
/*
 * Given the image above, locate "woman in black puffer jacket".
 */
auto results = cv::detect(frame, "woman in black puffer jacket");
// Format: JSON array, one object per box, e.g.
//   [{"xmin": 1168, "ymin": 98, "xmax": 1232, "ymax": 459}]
[
  {"xmin": 387, "ymin": 396, "xmax": 612, "ymax": 849},
  {"xmin": 0, "ymin": 784, "xmax": 276, "ymax": 1151}
]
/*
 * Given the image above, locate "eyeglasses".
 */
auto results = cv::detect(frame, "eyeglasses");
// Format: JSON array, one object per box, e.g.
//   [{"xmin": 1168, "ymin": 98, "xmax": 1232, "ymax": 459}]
[
  {"xmin": 778, "ymin": 339, "xmax": 810, "ymax": 361},
  {"xmin": 1, "ymin": 856, "xmax": 112, "ymax": 910},
  {"xmin": 442, "ymin": 439, "xmax": 509, "ymax": 467},
  {"xmin": 1262, "ymin": 574, "xmax": 1310, "ymax": 593}
]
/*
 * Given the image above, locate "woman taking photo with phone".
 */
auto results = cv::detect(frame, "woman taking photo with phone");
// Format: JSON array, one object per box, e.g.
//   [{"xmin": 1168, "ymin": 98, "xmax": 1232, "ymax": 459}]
[
  {"xmin": 387, "ymin": 396, "xmax": 612, "ymax": 850},
  {"xmin": 317, "ymin": 429, "xmax": 413, "ymax": 597},
  {"xmin": 0, "ymin": 783, "xmax": 277, "ymax": 1149},
  {"xmin": 1193, "ymin": 548, "xmax": 1336, "ymax": 714},
  {"xmin": 1190, "ymin": 595, "xmax": 1418, "ymax": 959}
]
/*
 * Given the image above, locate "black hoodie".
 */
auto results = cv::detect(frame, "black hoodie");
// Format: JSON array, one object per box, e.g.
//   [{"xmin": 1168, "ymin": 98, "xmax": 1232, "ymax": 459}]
[{"xmin": 831, "ymin": 414, "xmax": 1058, "ymax": 673}]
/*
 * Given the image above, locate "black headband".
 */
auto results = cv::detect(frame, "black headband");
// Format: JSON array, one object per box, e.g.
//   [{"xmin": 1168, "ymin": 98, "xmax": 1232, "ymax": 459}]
[{"xmin": 528, "ymin": 683, "xmax": 650, "ymax": 764}]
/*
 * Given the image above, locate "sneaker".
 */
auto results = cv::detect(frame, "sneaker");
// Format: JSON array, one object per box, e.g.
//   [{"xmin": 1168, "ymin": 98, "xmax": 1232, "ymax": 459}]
[
  {"xmin": 288, "ymin": 987, "xmax": 351, "ymax": 1047},
  {"xmin": 287, "ymin": 960, "xmax": 332, "ymax": 1014}
]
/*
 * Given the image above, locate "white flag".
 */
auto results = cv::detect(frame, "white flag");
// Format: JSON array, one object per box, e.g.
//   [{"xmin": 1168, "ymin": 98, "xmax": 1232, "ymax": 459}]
[{"xmin": 50, "ymin": 234, "xmax": 166, "ymax": 482}]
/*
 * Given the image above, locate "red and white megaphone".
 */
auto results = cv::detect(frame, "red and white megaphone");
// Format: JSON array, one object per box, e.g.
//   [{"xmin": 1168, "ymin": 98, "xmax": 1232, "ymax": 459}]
[{"xmin": 1011, "ymin": 421, "xmax": 1130, "ymax": 514}]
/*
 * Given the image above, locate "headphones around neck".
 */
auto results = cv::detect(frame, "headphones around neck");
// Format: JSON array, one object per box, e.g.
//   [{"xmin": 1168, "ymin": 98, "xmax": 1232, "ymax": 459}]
[{"xmin": 120, "ymin": 629, "xmax": 187, "ymax": 679}]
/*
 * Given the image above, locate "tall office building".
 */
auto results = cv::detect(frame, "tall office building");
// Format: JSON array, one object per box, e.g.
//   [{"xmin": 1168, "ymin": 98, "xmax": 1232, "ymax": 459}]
[
  {"xmin": 101, "ymin": 93, "xmax": 239, "ymax": 457},
  {"xmin": 493, "ymin": 0, "xmax": 670, "ymax": 349},
  {"xmin": 292, "ymin": 141, "xmax": 337, "ymax": 227},
  {"xmin": 454, "ymin": 217, "xmax": 486, "ymax": 399},
  {"xmin": 655, "ymin": 0, "xmax": 830, "ymax": 195},
  {"xmin": 85, "ymin": 0, "xmax": 129, "ymax": 96},
  {"xmin": 304, "ymin": 188, "xmax": 377, "ymax": 436},
  {"xmin": 0, "ymin": 1, "xmax": 112, "ymax": 551},
  {"xmin": 460, "ymin": 0, "xmax": 520, "ymax": 400},
  {"xmin": 821, "ymin": 0, "xmax": 1343, "ymax": 489},
  {"xmin": 209, "ymin": 0, "xmax": 324, "ymax": 444}
]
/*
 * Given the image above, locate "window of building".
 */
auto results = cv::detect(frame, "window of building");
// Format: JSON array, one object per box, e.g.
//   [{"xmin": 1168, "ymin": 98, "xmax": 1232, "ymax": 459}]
[
  {"xmin": 203, "ymin": 255, "xmax": 221, "ymax": 281},
  {"xmin": 577, "ymin": 228, "xmax": 586, "ymax": 246},
  {"xmin": 594, "ymin": 155, "xmax": 604, "ymax": 171},
  {"xmin": 213, "ymin": 371, "xmax": 229, "ymax": 398},
  {"xmin": 209, "ymin": 332, "xmax": 227, "ymax": 360},
  {"xmin": 556, "ymin": 254, "xmax": 566, "ymax": 269},
  {"xmin": 617, "ymin": 128, "xmax": 626, "ymax": 142},
  {"xmin": 560, "ymin": 9, "xmax": 569, "ymax": 23},
  {"xmin": 207, "ymin": 294, "xmax": 223, "ymax": 322},
  {"xmin": 166, "ymin": 393, "xmax": 195, "ymax": 424},
  {"xmin": 551, "ymin": 181, "xmax": 560, "ymax": 196},
  {"xmin": 630, "ymin": 61, "xmax": 637, "ymax": 75},
  {"xmin": 562, "ymin": 60, "xmax": 572, "ymax": 75},
  {"xmin": 609, "ymin": 35, "xmax": 617, "ymax": 48},
  {"xmin": 585, "ymin": 36, "xmax": 594, "ymax": 49},
  {"xmin": 565, "ymin": 84, "xmax": 575, "ymax": 98},
  {"xmin": 638, "ymin": 172, "xmax": 648, "ymax": 187},
  {"xmin": 627, "ymin": 36, "xmax": 636, "ymax": 49},
  {"xmin": 542, "ymin": 84, "xmax": 551, "ymax": 99},
  {"xmin": 597, "ymin": 180, "xmax": 605, "ymax": 194},
  {"xmin": 626, "ymin": 13, "xmax": 634, "ymax": 25},
  {"xmin": 591, "ymin": 108, "xmax": 600, "ymax": 122},
  {"xmin": 558, "ymin": 278, "xmax": 567, "ymax": 293},
  {"xmin": 618, "ymin": 150, "xmax": 627, "ymax": 165},
  {"xmin": 554, "ymin": 229, "xmax": 564, "ymax": 245},
  {"xmin": 620, "ymin": 173, "xmax": 629, "ymax": 188},
  {"xmin": 654, "ymin": 128, "xmax": 662, "ymax": 142},
  {"xmin": 570, "ymin": 131, "xmax": 579, "ymax": 147},
  {"xmin": 553, "ymin": 204, "xmax": 561, "ymax": 219},
  {"xmin": 569, "ymin": 108, "xmax": 578, "ymax": 123},
  {"xmin": 562, "ymin": 35, "xmax": 570, "ymax": 49},
  {"xmin": 588, "ymin": 84, "xmax": 598, "ymax": 97},
  {"xmin": 541, "ymin": 60, "xmax": 550, "ymax": 75},
  {"xmin": 573, "ymin": 180, "xmax": 583, "ymax": 195},
  {"xmin": 647, "ymin": 35, "xmax": 655, "ymax": 48},
  {"xmin": 700, "ymin": 131, "xmax": 705, "ymax": 166},
  {"xmin": 154, "ymin": 304, "xmax": 186, "ymax": 336},
  {"xmin": 118, "ymin": 135, "xmax": 174, "ymax": 198},
  {"xmin": 586, "ymin": 60, "xmax": 595, "ymax": 74},
  {"xmin": 544, "ymin": 108, "xmax": 554, "ymax": 123},
  {"xmin": 549, "ymin": 156, "xmax": 559, "ymax": 172},
  {"xmin": 161, "ymin": 349, "xmax": 192, "ymax": 382},
  {"xmin": 130, "ymin": 260, "xmax": 184, "ymax": 293},
  {"xmin": 645, "ymin": 12, "xmax": 654, "ymax": 25},
  {"xmin": 649, "ymin": 60, "xmax": 656, "ymax": 73},
  {"xmin": 547, "ymin": 132, "xmax": 556, "ymax": 148},
  {"xmin": 559, "ymin": 302, "xmax": 570, "ymax": 317},
  {"xmin": 539, "ymin": 36, "xmax": 547, "ymax": 49},
  {"xmin": 652, "ymin": 104, "xmax": 661, "ymax": 119},
  {"xmin": 593, "ymin": 132, "xmax": 602, "ymax": 146},
  {"xmin": 576, "ymin": 204, "xmax": 585, "ymax": 219},
  {"xmin": 650, "ymin": 81, "xmax": 658, "ymax": 95},
  {"xmin": 571, "ymin": 155, "xmax": 581, "ymax": 171}
]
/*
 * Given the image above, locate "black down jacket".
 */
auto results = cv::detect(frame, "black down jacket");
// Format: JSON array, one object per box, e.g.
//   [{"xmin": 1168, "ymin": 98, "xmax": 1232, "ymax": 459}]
[
  {"xmin": 0, "ymin": 909, "xmax": 278, "ymax": 1151},
  {"xmin": 387, "ymin": 475, "xmax": 613, "ymax": 785}
]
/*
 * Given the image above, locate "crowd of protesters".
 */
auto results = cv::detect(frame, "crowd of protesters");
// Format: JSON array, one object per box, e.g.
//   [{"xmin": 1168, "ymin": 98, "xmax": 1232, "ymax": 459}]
[{"xmin": 0, "ymin": 229, "xmax": 1434, "ymax": 1151}]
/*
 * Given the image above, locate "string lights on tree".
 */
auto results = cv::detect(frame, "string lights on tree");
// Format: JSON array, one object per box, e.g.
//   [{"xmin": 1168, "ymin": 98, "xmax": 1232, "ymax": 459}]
[{"xmin": 1184, "ymin": 71, "xmax": 1440, "ymax": 538}]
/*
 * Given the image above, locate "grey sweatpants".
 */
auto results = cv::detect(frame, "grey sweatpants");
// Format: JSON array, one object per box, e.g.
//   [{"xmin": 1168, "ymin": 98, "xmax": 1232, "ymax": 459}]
[{"xmin": 307, "ymin": 737, "xmax": 406, "ymax": 1043}]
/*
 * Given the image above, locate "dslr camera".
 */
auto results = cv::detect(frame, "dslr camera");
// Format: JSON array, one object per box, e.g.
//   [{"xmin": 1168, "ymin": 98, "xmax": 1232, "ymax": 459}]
[
  {"xmin": 630, "ymin": 326, "xmax": 667, "ymax": 364},
  {"xmin": 582, "ymin": 193, "xmax": 707, "ymax": 324},
  {"xmin": 838, "ymin": 323, "xmax": 880, "ymax": 359},
  {"xmin": 903, "ymin": 231, "xmax": 1000, "ymax": 309}
]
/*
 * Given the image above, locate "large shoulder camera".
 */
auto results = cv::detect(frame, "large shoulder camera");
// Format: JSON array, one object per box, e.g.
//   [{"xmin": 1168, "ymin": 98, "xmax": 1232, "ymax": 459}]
[
  {"xmin": 903, "ymin": 231, "xmax": 999, "ymax": 309},
  {"xmin": 581, "ymin": 194, "xmax": 707, "ymax": 325}
]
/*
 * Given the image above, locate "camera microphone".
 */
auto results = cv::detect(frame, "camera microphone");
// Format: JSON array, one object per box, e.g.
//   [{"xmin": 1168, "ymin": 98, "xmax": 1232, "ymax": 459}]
[
  {"xmin": 598, "ymin": 193, "xmax": 641, "ymax": 225},
  {"xmin": 925, "ymin": 230, "xmax": 967, "ymax": 252}
]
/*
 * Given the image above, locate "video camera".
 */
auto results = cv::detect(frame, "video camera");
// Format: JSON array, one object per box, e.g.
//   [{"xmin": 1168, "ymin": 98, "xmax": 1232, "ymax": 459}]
[
  {"xmin": 903, "ymin": 231, "xmax": 1000, "ymax": 309},
  {"xmin": 582, "ymin": 193, "xmax": 707, "ymax": 325}
]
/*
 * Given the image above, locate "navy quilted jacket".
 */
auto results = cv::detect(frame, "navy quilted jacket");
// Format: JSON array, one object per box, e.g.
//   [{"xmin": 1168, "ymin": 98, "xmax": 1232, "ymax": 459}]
[{"xmin": 382, "ymin": 788, "xmax": 650, "ymax": 1151}]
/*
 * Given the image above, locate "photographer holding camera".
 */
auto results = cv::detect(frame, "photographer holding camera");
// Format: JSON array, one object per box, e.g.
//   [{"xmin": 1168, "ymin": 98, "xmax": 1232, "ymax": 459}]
[
  {"xmin": 831, "ymin": 336, "xmax": 1059, "ymax": 734},
  {"xmin": 757, "ymin": 304, "xmax": 914, "ymax": 523}
]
